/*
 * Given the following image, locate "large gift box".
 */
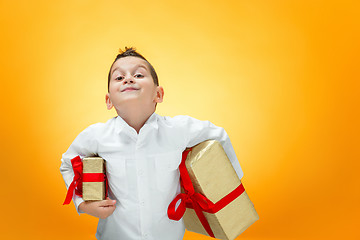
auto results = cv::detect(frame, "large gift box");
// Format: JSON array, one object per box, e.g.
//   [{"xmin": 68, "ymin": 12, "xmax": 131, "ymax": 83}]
[
  {"xmin": 168, "ymin": 140, "xmax": 259, "ymax": 240},
  {"xmin": 63, "ymin": 156, "xmax": 107, "ymax": 205}
]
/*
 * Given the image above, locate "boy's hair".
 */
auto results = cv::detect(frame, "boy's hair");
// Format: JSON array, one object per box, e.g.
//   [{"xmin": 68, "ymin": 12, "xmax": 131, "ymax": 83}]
[{"xmin": 107, "ymin": 47, "xmax": 159, "ymax": 91}]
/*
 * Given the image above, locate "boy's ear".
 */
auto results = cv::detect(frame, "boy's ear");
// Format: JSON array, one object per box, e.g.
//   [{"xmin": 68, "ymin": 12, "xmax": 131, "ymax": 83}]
[
  {"xmin": 105, "ymin": 93, "xmax": 113, "ymax": 110},
  {"xmin": 155, "ymin": 86, "xmax": 164, "ymax": 103}
]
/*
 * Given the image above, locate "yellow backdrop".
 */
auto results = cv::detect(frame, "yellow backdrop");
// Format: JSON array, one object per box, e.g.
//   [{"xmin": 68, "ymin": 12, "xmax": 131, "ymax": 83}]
[{"xmin": 1, "ymin": 0, "xmax": 359, "ymax": 239}]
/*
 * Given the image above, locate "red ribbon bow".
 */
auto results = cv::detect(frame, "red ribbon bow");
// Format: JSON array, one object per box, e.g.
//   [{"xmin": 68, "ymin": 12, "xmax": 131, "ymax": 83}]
[
  {"xmin": 63, "ymin": 156, "xmax": 107, "ymax": 205},
  {"xmin": 63, "ymin": 156, "xmax": 83, "ymax": 205},
  {"xmin": 167, "ymin": 148, "xmax": 245, "ymax": 238}
]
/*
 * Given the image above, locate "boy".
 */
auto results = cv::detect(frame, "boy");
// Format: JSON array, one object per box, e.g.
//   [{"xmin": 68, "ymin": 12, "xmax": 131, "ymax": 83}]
[{"xmin": 60, "ymin": 47, "xmax": 244, "ymax": 240}]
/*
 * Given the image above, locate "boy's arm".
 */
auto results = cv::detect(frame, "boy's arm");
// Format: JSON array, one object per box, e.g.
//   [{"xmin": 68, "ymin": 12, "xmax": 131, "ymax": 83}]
[
  {"xmin": 178, "ymin": 116, "xmax": 244, "ymax": 179},
  {"xmin": 61, "ymin": 125, "xmax": 117, "ymax": 219},
  {"xmin": 61, "ymin": 125, "xmax": 117, "ymax": 218}
]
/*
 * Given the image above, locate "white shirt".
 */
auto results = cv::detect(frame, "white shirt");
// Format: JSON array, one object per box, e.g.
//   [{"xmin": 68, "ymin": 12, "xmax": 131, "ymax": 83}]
[{"xmin": 60, "ymin": 113, "xmax": 244, "ymax": 240}]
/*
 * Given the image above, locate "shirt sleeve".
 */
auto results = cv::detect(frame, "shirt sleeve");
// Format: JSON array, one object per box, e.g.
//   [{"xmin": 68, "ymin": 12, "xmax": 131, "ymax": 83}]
[
  {"xmin": 177, "ymin": 115, "xmax": 244, "ymax": 179},
  {"xmin": 59, "ymin": 125, "xmax": 98, "ymax": 214}
]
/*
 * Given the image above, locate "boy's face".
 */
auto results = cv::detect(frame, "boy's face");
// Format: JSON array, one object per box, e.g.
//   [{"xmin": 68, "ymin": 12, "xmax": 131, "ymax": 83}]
[{"xmin": 106, "ymin": 56, "xmax": 164, "ymax": 113}]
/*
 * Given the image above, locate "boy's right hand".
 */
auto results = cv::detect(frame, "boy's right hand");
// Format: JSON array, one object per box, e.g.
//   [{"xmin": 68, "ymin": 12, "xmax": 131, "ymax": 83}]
[{"xmin": 78, "ymin": 197, "xmax": 116, "ymax": 219}]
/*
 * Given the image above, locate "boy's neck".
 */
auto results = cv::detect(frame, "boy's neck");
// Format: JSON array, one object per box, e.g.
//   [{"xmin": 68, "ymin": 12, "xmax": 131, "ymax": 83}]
[{"xmin": 116, "ymin": 108, "xmax": 155, "ymax": 134}]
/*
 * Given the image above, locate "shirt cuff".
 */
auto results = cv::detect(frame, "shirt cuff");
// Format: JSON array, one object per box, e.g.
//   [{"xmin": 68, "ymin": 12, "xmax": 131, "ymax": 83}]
[{"xmin": 73, "ymin": 195, "xmax": 85, "ymax": 215}]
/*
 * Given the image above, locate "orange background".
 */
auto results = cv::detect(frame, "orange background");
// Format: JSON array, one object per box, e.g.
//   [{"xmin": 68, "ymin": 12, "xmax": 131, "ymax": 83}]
[{"xmin": 1, "ymin": 0, "xmax": 359, "ymax": 239}]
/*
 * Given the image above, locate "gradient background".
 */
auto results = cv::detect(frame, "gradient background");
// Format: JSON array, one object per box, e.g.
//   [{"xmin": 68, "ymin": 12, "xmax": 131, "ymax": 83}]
[{"xmin": 0, "ymin": 0, "xmax": 359, "ymax": 239}]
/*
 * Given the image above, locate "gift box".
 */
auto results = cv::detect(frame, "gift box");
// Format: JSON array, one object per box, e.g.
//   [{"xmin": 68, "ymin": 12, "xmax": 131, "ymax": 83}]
[
  {"xmin": 63, "ymin": 156, "xmax": 107, "ymax": 205},
  {"xmin": 168, "ymin": 140, "xmax": 259, "ymax": 240},
  {"xmin": 82, "ymin": 157, "xmax": 107, "ymax": 201}
]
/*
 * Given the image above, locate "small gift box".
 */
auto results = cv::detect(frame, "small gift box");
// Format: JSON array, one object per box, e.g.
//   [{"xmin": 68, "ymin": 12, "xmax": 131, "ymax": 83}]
[
  {"xmin": 82, "ymin": 157, "xmax": 106, "ymax": 201},
  {"xmin": 63, "ymin": 156, "xmax": 107, "ymax": 205},
  {"xmin": 168, "ymin": 140, "xmax": 259, "ymax": 240}
]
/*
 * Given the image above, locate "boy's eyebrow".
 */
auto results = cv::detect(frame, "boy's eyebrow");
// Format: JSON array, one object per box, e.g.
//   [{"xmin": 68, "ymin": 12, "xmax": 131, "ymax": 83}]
[{"xmin": 111, "ymin": 64, "xmax": 148, "ymax": 76}]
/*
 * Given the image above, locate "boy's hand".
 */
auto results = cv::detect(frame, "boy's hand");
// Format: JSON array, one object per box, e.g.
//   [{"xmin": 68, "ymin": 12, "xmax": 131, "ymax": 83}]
[{"xmin": 78, "ymin": 197, "xmax": 116, "ymax": 219}]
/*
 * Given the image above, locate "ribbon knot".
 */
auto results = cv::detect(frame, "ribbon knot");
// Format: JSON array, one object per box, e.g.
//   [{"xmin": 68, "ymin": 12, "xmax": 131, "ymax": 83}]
[{"xmin": 184, "ymin": 194, "xmax": 192, "ymax": 204}]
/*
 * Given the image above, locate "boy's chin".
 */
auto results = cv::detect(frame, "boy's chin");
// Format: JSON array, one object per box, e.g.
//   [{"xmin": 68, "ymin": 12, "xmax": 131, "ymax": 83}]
[
  {"xmin": 114, "ymin": 96, "xmax": 140, "ymax": 105},
  {"xmin": 113, "ymin": 99, "xmax": 149, "ymax": 111}
]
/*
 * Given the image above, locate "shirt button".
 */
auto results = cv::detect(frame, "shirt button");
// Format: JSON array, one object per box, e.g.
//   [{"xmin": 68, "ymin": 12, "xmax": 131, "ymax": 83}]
[
  {"xmin": 141, "ymin": 201, "xmax": 145, "ymax": 206},
  {"xmin": 138, "ymin": 170, "xmax": 143, "ymax": 176}
]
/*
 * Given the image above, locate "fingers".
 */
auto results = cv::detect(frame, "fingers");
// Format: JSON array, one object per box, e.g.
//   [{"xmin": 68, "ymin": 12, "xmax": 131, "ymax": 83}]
[
  {"xmin": 97, "ymin": 207, "xmax": 114, "ymax": 219},
  {"xmin": 99, "ymin": 198, "xmax": 116, "ymax": 207},
  {"xmin": 99, "ymin": 206, "xmax": 116, "ymax": 219}
]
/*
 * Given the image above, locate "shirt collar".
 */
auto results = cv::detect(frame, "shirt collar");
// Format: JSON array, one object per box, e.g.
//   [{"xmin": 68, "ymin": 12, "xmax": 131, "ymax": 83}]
[
  {"xmin": 115, "ymin": 112, "xmax": 159, "ymax": 134},
  {"xmin": 144, "ymin": 112, "xmax": 159, "ymax": 130}
]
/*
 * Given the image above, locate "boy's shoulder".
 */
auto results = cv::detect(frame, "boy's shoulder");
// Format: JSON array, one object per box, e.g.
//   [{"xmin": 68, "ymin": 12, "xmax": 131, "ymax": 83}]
[
  {"xmin": 159, "ymin": 114, "xmax": 190, "ymax": 122},
  {"xmin": 157, "ymin": 114, "xmax": 208, "ymax": 127}
]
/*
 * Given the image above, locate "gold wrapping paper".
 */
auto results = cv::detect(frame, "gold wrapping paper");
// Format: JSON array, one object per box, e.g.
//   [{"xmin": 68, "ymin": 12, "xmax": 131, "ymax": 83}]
[
  {"xmin": 82, "ymin": 157, "xmax": 106, "ymax": 201},
  {"xmin": 183, "ymin": 140, "xmax": 259, "ymax": 240}
]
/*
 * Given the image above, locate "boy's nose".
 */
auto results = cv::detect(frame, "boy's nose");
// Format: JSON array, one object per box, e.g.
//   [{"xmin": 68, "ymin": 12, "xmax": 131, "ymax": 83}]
[{"xmin": 123, "ymin": 76, "xmax": 135, "ymax": 84}]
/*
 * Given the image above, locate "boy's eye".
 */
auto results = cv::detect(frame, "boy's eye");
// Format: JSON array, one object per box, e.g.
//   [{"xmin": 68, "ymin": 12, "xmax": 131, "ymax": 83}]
[
  {"xmin": 115, "ymin": 76, "xmax": 124, "ymax": 80},
  {"xmin": 134, "ymin": 74, "xmax": 144, "ymax": 78}
]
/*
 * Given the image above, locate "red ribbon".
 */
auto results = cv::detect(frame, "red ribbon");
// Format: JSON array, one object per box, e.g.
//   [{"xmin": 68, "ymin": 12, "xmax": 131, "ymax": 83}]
[
  {"xmin": 83, "ymin": 173, "xmax": 105, "ymax": 182},
  {"xmin": 167, "ymin": 148, "xmax": 245, "ymax": 238},
  {"xmin": 63, "ymin": 156, "xmax": 83, "ymax": 205},
  {"xmin": 63, "ymin": 156, "xmax": 108, "ymax": 205}
]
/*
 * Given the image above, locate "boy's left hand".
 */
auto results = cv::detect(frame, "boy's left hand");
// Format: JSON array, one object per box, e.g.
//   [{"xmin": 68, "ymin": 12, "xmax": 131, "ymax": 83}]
[{"xmin": 79, "ymin": 197, "xmax": 116, "ymax": 219}]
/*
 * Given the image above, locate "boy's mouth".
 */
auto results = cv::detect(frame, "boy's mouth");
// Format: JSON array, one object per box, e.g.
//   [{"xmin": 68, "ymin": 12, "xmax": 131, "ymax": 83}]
[{"xmin": 121, "ymin": 87, "xmax": 139, "ymax": 92}]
